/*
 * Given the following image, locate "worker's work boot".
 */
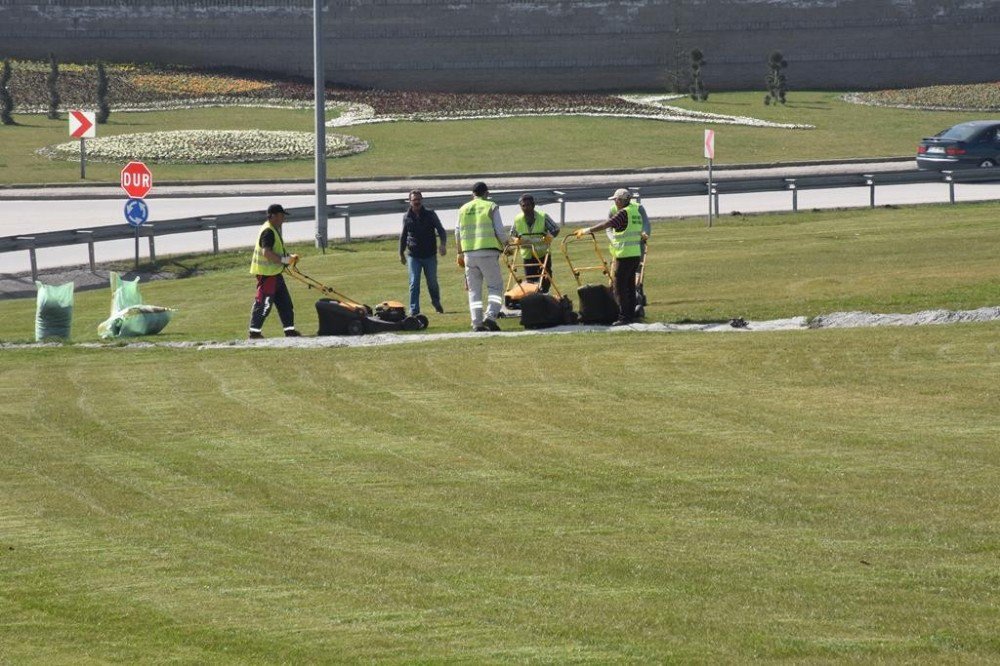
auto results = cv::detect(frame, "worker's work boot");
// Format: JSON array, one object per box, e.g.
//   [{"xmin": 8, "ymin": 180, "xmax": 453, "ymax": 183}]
[
  {"xmin": 482, "ymin": 318, "xmax": 500, "ymax": 332},
  {"xmin": 284, "ymin": 329, "xmax": 302, "ymax": 337},
  {"xmin": 248, "ymin": 331, "xmax": 264, "ymax": 339}
]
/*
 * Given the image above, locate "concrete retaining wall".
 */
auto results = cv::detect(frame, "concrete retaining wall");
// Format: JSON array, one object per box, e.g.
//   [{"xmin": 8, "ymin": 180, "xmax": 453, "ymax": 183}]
[{"xmin": 1, "ymin": 0, "xmax": 997, "ymax": 92}]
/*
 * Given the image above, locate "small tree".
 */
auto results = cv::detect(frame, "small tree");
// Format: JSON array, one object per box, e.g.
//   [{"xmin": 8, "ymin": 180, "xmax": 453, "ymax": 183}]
[
  {"xmin": 46, "ymin": 53, "xmax": 60, "ymax": 119},
  {"xmin": 95, "ymin": 62, "xmax": 110, "ymax": 124},
  {"xmin": 0, "ymin": 59, "xmax": 14, "ymax": 125},
  {"xmin": 662, "ymin": 47, "xmax": 688, "ymax": 95},
  {"xmin": 764, "ymin": 51, "xmax": 788, "ymax": 105},
  {"xmin": 689, "ymin": 49, "xmax": 709, "ymax": 102}
]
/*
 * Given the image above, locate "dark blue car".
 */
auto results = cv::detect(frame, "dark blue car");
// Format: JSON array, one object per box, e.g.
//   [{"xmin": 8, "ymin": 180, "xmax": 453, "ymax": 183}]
[{"xmin": 917, "ymin": 120, "xmax": 1000, "ymax": 170}]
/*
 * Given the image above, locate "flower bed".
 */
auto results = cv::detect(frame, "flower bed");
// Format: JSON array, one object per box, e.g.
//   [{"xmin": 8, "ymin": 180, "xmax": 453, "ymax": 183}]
[
  {"xmin": 37, "ymin": 130, "xmax": 368, "ymax": 164},
  {"xmin": 843, "ymin": 83, "xmax": 1000, "ymax": 112},
  {"xmin": 327, "ymin": 94, "xmax": 814, "ymax": 129},
  {"xmin": 3, "ymin": 60, "xmax": 811, "ymax": 129},
  {"xmin": 4, "ymin": 61, "xmax": 318, "ymax": 112}
]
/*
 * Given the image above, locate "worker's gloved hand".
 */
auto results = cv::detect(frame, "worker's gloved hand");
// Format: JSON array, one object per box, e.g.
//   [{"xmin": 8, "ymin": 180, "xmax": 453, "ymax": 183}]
[
  {"xmin": 456, "ymin": 254, "xmax": 465, "ymax": 268},
  {"xmin": 399, "ymin": 254, "xmax": 406, "ymax": 265},
  {"xmin": 281, "ymin": 254, "xmax": 299, "ymax": 266},
  {"xmin": 574, "ymin": 229, "xmax": 589, "ymax": 239},
  {"xmin": 543, "ymin": 234, "xmax": 554, "ymax": 245},
  {"xmin": 641, "ymin": 232, "xmax": 649, "ymax": 243},
  {"xmin": 509, "ymin": 237, "xmax": 522, "ymax": 246}
]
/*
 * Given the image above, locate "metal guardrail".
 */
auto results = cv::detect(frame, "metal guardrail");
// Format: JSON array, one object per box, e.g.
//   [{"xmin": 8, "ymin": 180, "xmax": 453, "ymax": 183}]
[{"xmin": 3, "ymin": 168, "xmax": 998, "ymax": 280}]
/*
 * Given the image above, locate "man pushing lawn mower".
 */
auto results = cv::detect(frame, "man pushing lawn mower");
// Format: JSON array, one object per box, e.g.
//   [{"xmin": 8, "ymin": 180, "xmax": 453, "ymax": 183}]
[
  {"xmin": 248, "ymin": 203, "xmax": 301, "ymax": 339},
  {"xmin": 574, "ymin": 188, "xmax": 649, "ymax": 326}
]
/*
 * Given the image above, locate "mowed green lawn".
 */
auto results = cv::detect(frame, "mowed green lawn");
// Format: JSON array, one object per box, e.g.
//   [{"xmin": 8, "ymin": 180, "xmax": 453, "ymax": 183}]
[
  {"xmin": 0, "ymin": 91, "xmax": 990, "ymax": 184},
  {"xmin": 1, "ymin": 327, "xmax": 998, "ymax": 662},
  {"xmin": 0, "ymin": 203, "xmax": 998, "ymax": 662}
]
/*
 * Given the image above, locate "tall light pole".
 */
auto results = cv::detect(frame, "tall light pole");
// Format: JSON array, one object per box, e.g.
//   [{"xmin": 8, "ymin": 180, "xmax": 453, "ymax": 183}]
[{"xmin": 313, "ymin": 0, "xmax": 328, "ymax": 250}]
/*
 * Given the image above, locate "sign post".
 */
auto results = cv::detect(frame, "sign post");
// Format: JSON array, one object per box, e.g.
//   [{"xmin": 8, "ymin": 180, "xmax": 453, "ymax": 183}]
[
  {"xmin": 704, "ymin": 129, "xmax": 715, "ymax": 228},
  {"xmin": 121, "ymin": 161, "xmax": 153, "ymax": 269},
  {"xmin": 69, "ymin": 110, "xmax": 96, "ymax": 179}
]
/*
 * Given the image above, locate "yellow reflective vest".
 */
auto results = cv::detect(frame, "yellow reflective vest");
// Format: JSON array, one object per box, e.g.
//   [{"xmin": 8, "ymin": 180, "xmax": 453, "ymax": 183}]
[
  {"xmin": 607, "ymin": 202, "xmax": 643, "ymax": 259},
  {"xmin": 458, "ymin": 197, "xmax": 501, "ymax": 252},
  {"xmin": 249, "ymin": 220, "xmax": 286, "ymax": 276},
  {"xmin": 512, "ymin": 211, "xmax": 549, "ymax": 260}
]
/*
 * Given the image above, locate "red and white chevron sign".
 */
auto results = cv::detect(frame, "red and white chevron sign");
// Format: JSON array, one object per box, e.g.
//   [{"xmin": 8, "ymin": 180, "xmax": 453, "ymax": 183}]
[
  {"xmin": 69, "ymin": 110, "xmax": 96, "ymax": 138},
  {"xmin": 704, "ymin": 129, "xmax": 715, "ymax": 160}
]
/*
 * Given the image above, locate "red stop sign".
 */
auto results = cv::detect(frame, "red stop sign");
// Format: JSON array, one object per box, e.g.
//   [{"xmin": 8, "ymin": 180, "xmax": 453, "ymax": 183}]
[{"xmin": 120, "ymin": 161, "xmax": 153, "ymax": 199}]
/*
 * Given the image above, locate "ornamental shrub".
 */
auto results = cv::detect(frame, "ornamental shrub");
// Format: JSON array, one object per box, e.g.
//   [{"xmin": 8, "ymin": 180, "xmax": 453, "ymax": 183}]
[
  {"xmin": 47, "ymin": 53, "xmax": 60, "ymax": 119},
  {"xmin": 764, "ymin": 51, "xmax": 788, "ymax": 105},
  {"xmin": 689, "ymin": 49, "xmax": 709, "ymax": 102},
  {"xmin": 1, "ymin": 59, "xmax": 14, "ymax": 125},
  {"xmin": 96, "ymin": 62, "xmax": 110, "ymax": 124}
]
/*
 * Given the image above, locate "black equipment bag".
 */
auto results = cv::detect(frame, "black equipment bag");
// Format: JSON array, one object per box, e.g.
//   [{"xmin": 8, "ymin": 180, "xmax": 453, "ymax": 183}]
[
  {"xmin": 519, "ymin": 293, "xmax": 577, "ymax": 329},
  {"xmin": 577, "ymin": 284, "xmax": 619, "ymax": 324},
  {"xmin": 315, "ymin": 298, "xmax": 366, "ymax": 336}
]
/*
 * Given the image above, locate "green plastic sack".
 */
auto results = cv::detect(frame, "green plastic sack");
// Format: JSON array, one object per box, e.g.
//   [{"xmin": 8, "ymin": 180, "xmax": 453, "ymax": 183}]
[
  {"xmin": 35, "ymin": 281, "xmax": 74, "ymax": 341},
  {"xmin": 109, "ymin": 271, "xmax": 143, "ymax": 314},
  {"xmin": 98, "ymin": 305, "xmax": 175, "ymax": 339}
]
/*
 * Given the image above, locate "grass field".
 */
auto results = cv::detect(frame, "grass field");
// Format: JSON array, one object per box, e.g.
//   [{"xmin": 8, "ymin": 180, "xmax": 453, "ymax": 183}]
[
  {"xmin": 0, "ymin": 91, "xmax": 992, "ymax": 185},
  {"xmin": 0, "ymin": 203, "xmax": 998, "ymax": 662},
  {"xmin": 2, "ymin": 202, "xmax": 997, "ymax": 342}
]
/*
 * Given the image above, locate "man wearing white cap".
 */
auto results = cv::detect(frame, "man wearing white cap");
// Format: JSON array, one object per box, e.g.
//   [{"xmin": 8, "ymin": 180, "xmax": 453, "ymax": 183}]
[{"xmin": 574, "ymin": 188, "xmax": 649, "ymax": 325}]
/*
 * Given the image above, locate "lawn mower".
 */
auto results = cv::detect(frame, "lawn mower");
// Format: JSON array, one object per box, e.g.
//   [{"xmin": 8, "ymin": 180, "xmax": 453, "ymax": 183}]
[
  {"xmin": 560, "ymin": 231, "xmax": 649, "ymax": 323},
  {"xmin": 284, "ymin": 261, "xmax": 428, "ymax": 336},
  {"xmin": 501, "ymin": 235, "xmax": 576, "ymax": 329}
]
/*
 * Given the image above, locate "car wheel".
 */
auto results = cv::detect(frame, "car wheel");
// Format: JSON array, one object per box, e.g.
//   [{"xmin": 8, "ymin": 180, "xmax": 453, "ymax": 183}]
[{"xmin": 978, "ymin": 159, "xmax": 996, "ymax": 168}]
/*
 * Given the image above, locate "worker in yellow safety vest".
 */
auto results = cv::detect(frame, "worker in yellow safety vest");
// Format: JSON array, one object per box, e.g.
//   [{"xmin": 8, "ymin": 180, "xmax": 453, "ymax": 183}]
[
  {"xmin": 248, "ymin": 203, "xmax": 301, "ymax": 339},
  {"xmin": 510, "ymin": 193, "xmax": 560, "ymax": 293},
  {"xmin": 574, "ymin": 188, "xmax": 649, "ymax": 325},
  {"xmin": 455, "ymin": 181, "xmax": 510, "ymax": 332}
]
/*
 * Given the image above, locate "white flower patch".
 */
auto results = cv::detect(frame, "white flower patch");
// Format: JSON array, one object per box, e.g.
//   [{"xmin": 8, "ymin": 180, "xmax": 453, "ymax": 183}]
[
  {"xmin": 37, "ymin": 130, "xmax": 369, "ymax": 164},
  {"xmin": 617, "ymin": 95, "xmax": 814, "ymax": 129},
  {"xmin": 840, "ymin": 93, "xmax": 1000, "ymax": 113},
  {"xmin": 325, "ymin": 94, "xmax": 813, "ymax": 130},
  {"xmin": 327, "ymin": 102, "xmax": 377, "ymax": 127}
]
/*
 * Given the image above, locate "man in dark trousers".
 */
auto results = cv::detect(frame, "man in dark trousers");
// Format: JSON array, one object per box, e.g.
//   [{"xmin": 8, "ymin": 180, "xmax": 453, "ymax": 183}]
[
  {"xmin": 575, "ymin": 188, "xmax": 648, "ymax": 326},
  {"xmin": 399, "ymin": 189, "xmax": 446, "ymax": 315},
  {"xmin": 248, "ymin": 203, "xmax": 301, "ymax": 339}
]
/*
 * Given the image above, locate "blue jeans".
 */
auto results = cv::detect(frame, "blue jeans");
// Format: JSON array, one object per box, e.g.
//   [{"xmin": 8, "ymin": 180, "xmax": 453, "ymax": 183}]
[{"xmin": 406, "ymin": 254, "xmax": 440, "ymax": 314}]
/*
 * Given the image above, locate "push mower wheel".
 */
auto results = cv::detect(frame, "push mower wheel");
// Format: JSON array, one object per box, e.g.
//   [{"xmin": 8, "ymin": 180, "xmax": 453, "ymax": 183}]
[
  {"xmin": 634, "ymin": 305, "xmax": 645, "ymax": 320},
  {"xmin": 346, "ymin": 319, "xmax": 365, "ymax": 336},
  {"xmin": 415, "ymin": 314, "xmax": 429, "ymax": 330}
]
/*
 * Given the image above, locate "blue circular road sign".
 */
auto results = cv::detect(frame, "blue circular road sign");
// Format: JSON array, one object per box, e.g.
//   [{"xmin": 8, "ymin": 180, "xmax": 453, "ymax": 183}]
[{"xmin": 124, "ymin": 198, "xmax": 149, "ymax": 228}]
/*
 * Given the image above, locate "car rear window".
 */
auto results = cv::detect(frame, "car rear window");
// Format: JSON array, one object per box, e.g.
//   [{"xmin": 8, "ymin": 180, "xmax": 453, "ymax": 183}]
[{"xmin": 937, "ymin": 125, "xmax": 981, "ymax": 141}]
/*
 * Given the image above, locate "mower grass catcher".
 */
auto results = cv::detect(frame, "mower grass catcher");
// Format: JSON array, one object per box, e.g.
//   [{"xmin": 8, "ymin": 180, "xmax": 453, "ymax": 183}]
[
  {"xmin": 561, "ymin": 231, "xmax": 649, "ymax": 323},
  {"xmin": 285, "ymin": 262, "xmax": 428, "ymax": 336},
  {"xmin": 502, "ymin": 234, "xmax": 576, "ymax": 329}
]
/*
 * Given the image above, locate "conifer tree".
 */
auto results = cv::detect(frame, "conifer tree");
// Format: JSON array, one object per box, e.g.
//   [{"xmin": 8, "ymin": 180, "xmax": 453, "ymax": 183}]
[
  {"xmin": 47, "ymin": 53, "xmax": 60, "ymax": 119},
  {"xmin": 96, "ymin": 62, "xmax": 110, "ymax": 124},
  {"xmin": 0, "ymin": 59, "xmax": 14, "ymax": 125}
]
